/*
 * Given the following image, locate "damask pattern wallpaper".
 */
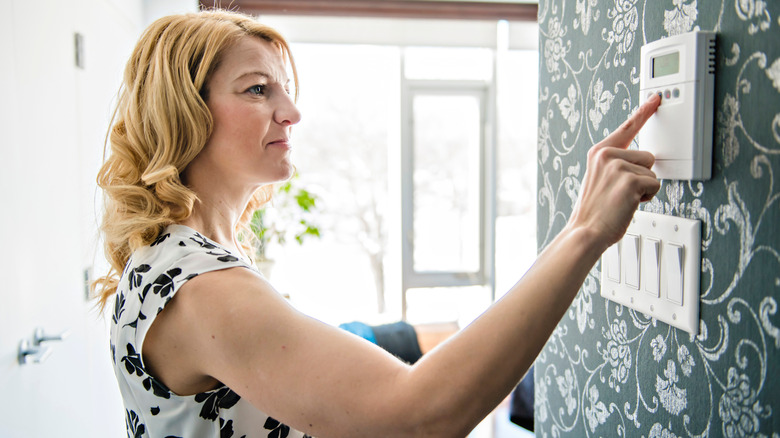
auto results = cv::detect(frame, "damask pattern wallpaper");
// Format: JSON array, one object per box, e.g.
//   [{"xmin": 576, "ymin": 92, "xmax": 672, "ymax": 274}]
[{"xmin": 534, "ymin": 0, "xmax": 780, "ymax": 436}]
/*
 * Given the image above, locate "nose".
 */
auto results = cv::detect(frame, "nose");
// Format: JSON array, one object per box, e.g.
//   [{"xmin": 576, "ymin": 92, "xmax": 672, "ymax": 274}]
[{"xmin": 274, "ymin": 93, "xmax": 302, "ymax": 126}]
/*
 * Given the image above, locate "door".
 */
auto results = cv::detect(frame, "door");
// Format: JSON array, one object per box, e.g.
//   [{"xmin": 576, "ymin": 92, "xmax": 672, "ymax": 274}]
[{"xmin": 0, "ymin": 0, "xmax": 140, "ymax": 435}]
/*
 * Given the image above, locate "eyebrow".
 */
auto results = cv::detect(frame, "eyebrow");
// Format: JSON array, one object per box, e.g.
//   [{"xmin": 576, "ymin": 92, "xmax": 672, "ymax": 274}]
[{"xmin": 236, "ymin": 71, "xmax": 290, "ymax": 85}]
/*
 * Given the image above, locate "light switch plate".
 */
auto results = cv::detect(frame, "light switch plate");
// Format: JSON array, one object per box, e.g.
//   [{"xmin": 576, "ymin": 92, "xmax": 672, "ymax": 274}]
[{"xmin": 600, "ymin": 210, "xmax": 701, "ymax": 335}]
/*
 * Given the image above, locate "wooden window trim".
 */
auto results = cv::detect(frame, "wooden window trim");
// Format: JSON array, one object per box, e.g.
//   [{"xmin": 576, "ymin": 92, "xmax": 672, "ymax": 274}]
[{"xmin": 200, "ymin": 0, "xmax": 538, "ymax": 22}]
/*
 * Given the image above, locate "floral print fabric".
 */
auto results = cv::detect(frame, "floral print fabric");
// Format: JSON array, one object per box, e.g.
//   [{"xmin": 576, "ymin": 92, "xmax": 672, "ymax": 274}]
[{"xmin": 111, "ymin": 224, "xmax": 311, "ymax": 438}]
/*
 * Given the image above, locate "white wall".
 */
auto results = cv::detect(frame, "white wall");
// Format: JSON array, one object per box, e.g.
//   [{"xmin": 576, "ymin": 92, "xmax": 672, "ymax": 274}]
[
  {"xmin": 143, "ymin": 0, "xmax": 199, "ymax": 26},
  {"xmin": 0, "ymin": 0, "xmax": 195, "ymax": 436}
]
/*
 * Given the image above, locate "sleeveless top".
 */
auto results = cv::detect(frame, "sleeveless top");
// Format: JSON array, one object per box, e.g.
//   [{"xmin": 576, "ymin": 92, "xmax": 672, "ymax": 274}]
[{"xmin": 110, "ymin": 224, "xmax": 311, "ymax": 438}]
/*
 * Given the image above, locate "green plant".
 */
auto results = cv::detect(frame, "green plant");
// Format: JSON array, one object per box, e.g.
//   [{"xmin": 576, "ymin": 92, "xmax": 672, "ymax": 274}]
[{"xmin": 248, "ymin": 174, "xmax": 322, "ymax": 262}]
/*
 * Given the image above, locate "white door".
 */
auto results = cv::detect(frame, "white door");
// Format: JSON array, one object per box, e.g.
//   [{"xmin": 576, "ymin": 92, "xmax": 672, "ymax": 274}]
[{"xmin": 0, "ymin": 0, "xmax": 141, "ymax": 436}]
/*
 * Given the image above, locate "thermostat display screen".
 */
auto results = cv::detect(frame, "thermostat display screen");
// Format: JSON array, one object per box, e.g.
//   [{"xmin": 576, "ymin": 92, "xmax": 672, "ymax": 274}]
[{"xmin": 652, "ymin": 52, "xmax": 680, "ymax": 78}]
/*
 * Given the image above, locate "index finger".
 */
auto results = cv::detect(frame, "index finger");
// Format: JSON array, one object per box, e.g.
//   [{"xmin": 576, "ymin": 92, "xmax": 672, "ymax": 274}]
[{"xmin": 599, "ymin": 93, "xmax": 661, "ymax": 150}]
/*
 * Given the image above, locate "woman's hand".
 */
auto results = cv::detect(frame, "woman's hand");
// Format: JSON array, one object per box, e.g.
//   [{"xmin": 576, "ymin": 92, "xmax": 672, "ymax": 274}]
[{"xmin": 568, "ymin": 93, "xmax": 662, "ymax": 250}]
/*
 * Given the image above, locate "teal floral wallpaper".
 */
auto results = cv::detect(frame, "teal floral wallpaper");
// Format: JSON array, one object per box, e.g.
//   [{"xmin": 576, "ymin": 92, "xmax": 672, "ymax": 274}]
[{"xmin": 534, "ymin": 0, "xmax": 780, "ymax": 436}]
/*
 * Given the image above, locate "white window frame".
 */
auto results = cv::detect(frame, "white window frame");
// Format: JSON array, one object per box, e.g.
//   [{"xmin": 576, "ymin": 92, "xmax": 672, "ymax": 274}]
[{"xmin": 400, "ymin": 65, "xmax": 497, "ymax": 321}]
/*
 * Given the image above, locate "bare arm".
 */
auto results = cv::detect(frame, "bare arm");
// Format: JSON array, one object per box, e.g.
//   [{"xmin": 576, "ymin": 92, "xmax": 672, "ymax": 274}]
[
  {"xmin": 396, "ymin": 94, "xmax": 662, "ymax": 433},
  {"xmin": 144, "ymin": 94, "xmax": 661, "ymax": 437}
]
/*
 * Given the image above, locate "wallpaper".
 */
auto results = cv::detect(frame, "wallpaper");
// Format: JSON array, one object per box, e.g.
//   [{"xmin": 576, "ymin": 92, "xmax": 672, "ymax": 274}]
[{"xmin": 534, "ymin": 0, "xmax": 780, "ymax": 436}]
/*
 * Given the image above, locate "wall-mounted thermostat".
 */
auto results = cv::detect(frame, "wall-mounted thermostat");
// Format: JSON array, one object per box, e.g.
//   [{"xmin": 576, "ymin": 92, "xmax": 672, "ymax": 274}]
[{"xmin": 638, "ymin": 31, "xmax": 716, "ymax": 180}]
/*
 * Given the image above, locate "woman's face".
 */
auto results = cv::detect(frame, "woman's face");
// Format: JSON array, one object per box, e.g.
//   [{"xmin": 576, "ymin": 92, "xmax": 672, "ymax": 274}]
[{"xmin": 198, "ymin": 36, "xmax": 301, "ymax": 189}]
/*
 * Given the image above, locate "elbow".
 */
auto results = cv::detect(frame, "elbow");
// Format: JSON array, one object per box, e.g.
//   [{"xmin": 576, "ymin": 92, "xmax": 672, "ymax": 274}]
[
  {"xmin": 377, "ymin": 373, "xmax": 476, "ymax": 438},
  {"xmin": 328, "ymin": 363, "xmax": 476, "ymax": 437},
  {"xmin": 404, "ymin": 413, "xmax": 476, "ymax": 438}
]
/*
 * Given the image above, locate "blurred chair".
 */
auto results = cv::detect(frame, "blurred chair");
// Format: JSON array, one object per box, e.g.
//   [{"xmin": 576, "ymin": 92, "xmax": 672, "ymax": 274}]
[{"xmin": 340, "ymin": 321, "xmax": 423, "ymax": 364}]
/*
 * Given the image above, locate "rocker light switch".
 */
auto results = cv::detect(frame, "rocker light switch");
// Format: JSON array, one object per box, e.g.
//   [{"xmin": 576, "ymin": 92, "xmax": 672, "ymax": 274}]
[
  {"xmin": 664, "ymin": 243, "xmax": 685, "ymax": 304},
  {"xmin": 643, "ymin": 238, "xmax": 661, "ymax": 297},
  {"xmin": 605, "ymin": 242, "xmax": 621, "ymax": 282},
  {"xmin": 601, "ymin": 211, "xmax": 701, "ymax": 335},
  {"xmin": 623, "ymin": 234, "xmax": 640, "ymax": 289}
]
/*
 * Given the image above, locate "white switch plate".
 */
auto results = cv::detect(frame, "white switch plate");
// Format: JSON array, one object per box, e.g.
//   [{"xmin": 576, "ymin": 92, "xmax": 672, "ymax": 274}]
[{"xmin": 600, "ymin": 210, "xmax": 701, "ymax": 335}]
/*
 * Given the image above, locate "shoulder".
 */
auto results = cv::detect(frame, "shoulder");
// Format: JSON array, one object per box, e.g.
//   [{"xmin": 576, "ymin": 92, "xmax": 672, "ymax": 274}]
[
  {"xmin": 175, "ymin": 263, "xmax": 278, "ymax": 310},
  {"xmin": 117, "ymin": 224, "xmax": 258, "ymax": 353},
  {"xmin": 171, "ymin": 265, "xmax": 289, "ymax": 337}
]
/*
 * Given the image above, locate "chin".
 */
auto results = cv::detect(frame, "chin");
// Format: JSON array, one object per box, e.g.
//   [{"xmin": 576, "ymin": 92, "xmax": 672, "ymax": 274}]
[
  {"xmin": 272, "ymin": 164, "xmax": 295, "ymax": 183},
  {"xmin": 281, "ymin": 164, "xmax": 295, "ymax": 180}
]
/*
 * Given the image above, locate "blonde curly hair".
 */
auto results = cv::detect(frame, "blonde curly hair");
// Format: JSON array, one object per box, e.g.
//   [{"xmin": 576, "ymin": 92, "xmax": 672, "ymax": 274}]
[{"xmin": 94, "ymin": 9, "xmax": 298, "ymax": 310}]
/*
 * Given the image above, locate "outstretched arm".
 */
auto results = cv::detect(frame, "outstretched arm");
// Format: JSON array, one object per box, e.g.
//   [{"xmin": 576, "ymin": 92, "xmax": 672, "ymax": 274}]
[
  {"xmin": 399, "ymin": 92, "xmax": 662, "ymax": 434},
  {"xmin": 144, "ymin": 94, "xmax": 662, "ymax": 438}
]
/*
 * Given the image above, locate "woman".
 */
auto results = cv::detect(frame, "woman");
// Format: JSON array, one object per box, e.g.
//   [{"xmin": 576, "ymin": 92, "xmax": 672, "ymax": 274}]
[{"xmin": 96, "ymin": 9, "xmax": 661, "ymax": 438}]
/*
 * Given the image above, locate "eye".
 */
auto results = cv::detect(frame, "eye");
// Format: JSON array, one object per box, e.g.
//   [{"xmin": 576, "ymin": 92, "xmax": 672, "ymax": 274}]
[{"xmin": 247, "ymin": 84, "xmax": 266, "ymax": 96}]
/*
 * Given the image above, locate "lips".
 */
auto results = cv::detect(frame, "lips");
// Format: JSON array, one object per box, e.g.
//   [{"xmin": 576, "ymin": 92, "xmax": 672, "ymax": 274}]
[{"xmin": 266, "ymin": 138, "xmax": 291, "ymax": 149}]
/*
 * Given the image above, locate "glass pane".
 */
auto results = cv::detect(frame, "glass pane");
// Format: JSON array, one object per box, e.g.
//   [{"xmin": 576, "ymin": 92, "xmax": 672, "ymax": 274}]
[
  {"xmin": 412, "ymin": 94, "xmax": 481, "ymax": 272},
  {"xmin": 404, "ymin": 47, "xmax": 493, "ymax": 81}
]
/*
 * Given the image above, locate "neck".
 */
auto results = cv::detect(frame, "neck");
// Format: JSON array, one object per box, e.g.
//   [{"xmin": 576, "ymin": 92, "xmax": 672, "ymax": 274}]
[{"xmin": 179, "ymin": 179, "xmax": 257, "ymax": 258}]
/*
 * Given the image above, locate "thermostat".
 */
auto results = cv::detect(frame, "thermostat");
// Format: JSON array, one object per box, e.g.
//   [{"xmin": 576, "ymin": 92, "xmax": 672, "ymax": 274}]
[{"xmin": 638, "ymin": 31, "xmax": 716, "ymax": 180}]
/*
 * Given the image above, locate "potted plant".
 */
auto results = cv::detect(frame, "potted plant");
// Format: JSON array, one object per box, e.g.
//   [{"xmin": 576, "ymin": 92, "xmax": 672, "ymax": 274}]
[{"xmin": 248, "ymin": 174, "xmax": 322, "ymax": 278}]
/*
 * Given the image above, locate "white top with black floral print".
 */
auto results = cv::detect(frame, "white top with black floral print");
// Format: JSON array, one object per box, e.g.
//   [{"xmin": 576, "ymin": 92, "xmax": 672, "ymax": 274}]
[{"xmin": 111, "ymin": 224, "xmax": 311, "ymax": 438}]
